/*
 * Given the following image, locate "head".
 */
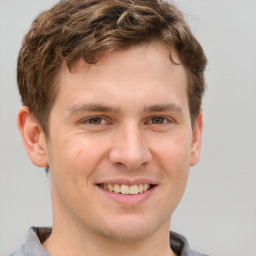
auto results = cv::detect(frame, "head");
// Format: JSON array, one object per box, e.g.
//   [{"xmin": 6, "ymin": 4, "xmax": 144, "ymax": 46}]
[
  {"xmin": 17, "ymin": 0, "xmax": 207, "ymax": 250},
  {"xmin": 17, "ymin": 0, "xmax": 207, "ymax": 137}
]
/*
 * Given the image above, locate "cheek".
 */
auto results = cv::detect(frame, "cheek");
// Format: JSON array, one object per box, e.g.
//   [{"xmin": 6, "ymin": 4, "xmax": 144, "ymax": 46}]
[
  {"xmin": 154, "ymin": 134, "xmax": 191, "ymax": 188},
  {"xmin": 156, "ymin": 132, "xmax": 191, "ymax": 168},
  {"xmin": 48, "ymin": 136, "xmax": 104, "ymax": 209},
  {"xmin": 148, "ymin": 135, "xmax": 191, "ymax": 216},
  {"xmin": 70, "ymin": 136, "xmax": 109, "ymax": 169},
  {"xmin": 50, "ymin": 135, "xmax": 109, "ymax": 186}
]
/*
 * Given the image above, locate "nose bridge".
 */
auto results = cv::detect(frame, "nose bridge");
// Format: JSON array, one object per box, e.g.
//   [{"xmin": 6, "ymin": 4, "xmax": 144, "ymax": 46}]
[{"xmin": 109, "ymin": 121, "xmax": 152, "ymax": 170}]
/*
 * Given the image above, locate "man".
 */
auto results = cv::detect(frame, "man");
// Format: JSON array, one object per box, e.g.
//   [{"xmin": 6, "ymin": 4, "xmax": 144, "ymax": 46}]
[{"xmin": 11, "ymin": 0, "xmax": 208, "ymax": 255}]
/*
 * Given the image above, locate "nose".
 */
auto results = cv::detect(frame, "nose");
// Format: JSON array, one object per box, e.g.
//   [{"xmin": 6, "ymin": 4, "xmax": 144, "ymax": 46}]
[{"xmin": 108, "ymin": 124, "xmax": 152, "ymax": 170}]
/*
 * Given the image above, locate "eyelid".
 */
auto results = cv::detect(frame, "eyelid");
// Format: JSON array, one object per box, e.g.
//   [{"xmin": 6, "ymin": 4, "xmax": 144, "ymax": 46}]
[
  {"xmin": 81, "ymin": 116, "xmax": 109, "ymax": 125},
  {"xmin": 146, "ymin": 116, "xmax": 173, "ymax": 124},
  {"xmin": 79, "ymin": 115, "xmax": 174, "ymax": 126}
]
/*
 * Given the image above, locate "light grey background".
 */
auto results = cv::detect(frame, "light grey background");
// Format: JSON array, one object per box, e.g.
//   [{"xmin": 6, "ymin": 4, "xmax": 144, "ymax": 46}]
[{"xmin": 0, "ymin": 0, "xmax": 255, "ymax": 255}]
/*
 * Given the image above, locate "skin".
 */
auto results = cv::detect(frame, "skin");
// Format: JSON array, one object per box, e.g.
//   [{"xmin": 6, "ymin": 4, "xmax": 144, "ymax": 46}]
[{"xmin": 18, "ymin": 41, "xmax": 203, "ymax": 256}]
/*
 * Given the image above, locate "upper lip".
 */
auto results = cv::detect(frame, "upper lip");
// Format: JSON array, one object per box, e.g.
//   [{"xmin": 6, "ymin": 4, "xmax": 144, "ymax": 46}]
[{"xmin": 96, "ymin": 178, "xmax": 158, "ymax": 186}]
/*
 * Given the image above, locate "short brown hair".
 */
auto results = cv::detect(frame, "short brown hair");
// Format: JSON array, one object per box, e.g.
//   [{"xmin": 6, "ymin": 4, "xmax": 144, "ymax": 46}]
[{"xmin": 17, "ymin": 0, "xmax": 207, "ymax": 135}]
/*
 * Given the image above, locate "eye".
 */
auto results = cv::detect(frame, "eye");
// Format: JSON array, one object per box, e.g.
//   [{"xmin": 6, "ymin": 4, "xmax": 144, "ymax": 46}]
[
  {"xmin": 87, "ymin": 117, "xmax": 104, "ymax": 125},
  {"xmin": 79, "ymin": 116, "xmax": 111, "ymax": 131},
  {"xmin": 150, "ymin": 117, "xmax": 166, "ymax": 124}
]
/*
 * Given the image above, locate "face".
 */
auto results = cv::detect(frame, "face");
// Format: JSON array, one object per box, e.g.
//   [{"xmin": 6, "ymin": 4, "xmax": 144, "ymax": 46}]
[{"xmin": 44, "ymin": 41, "xmax": 202, "ymax": 242}]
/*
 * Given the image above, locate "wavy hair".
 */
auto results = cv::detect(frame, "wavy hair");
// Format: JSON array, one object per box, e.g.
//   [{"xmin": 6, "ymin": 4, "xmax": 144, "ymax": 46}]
[{"xmin": 17, "ymin": 0, "xmax": 207, "ymax": 135}]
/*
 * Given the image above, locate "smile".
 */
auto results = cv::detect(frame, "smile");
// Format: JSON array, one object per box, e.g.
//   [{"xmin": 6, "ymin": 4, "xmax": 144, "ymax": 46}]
[{"xmin": 98, "ymin": 184, "xmax": 152, "ymax": 195}]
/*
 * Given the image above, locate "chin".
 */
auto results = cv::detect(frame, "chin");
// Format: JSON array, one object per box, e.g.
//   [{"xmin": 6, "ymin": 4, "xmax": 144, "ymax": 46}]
[
  {"xmin": 100, "ymin": 227, "xmax": 151, "ymax": 243},
  {"xmin": 94, "ymin": 214, "xmax": 167, "ymax": 243}
]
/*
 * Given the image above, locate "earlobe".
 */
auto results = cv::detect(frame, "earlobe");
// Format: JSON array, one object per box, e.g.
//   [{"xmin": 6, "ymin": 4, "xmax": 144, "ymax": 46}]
[
  {"xmin": 17, "ymin": 106, "xmax": 49, "ymax": 167},
  {"xmin": 190, "ymin": 112, "xmax": 203, "ymax": 166}
]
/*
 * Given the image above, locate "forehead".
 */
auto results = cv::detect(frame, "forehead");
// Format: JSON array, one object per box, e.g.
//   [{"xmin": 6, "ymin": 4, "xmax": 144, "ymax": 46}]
[
  {"xmin": 53, "ymin": 41, "xmax": 188, "ymax": 114},
  {"xmin": 69, "ymin": 41, "xmax": 182, "ymax": 78}
]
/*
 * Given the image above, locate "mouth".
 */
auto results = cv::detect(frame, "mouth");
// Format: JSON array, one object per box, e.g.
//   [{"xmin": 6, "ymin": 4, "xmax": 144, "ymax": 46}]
[{"xmin": 97, "ymin": 183, "xmax": 154, "ymax": 195}]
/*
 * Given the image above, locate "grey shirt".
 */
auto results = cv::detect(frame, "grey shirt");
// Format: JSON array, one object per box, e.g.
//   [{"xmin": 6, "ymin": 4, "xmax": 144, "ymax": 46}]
[{"xmin": 10, "ymin": 227, "xmax": 209, "ymax": 256}]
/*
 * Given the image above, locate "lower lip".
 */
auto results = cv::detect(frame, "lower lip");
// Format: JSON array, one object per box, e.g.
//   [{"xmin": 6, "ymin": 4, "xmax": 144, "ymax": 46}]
[{"xmin": 97, "ymin": 186, "xmax": 156, "ymax": 205}]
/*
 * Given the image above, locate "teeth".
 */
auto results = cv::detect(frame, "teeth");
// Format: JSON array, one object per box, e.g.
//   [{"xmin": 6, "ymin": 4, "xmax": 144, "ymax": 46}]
[
  {"xmin": 129, "ymin": 184, "xmax": 138, "ymax": 195},
  {"xmin": 143, "ymin": 184, "xmax": 150, "ymax": 191},
  {"xmin": 121, "ymin": 185, "xmax": 130, "ymax": 194},
  {"xmin": 108, "ymin": 184, "xmax": 114, "ymax": 192},
  {"xmin": 114, "ymin": 184, "xmax": 121, "ymax": 193},
  {"xmin": 138, "ymin": 184, "xmax": 143, "ymax": 194},
  {"xmin": 100, "ymin": 183, "xmax": 152, "ymax": 195}
]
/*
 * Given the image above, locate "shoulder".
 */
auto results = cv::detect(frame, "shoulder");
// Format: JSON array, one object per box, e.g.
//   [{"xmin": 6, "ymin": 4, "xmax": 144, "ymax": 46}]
[
  {"xmin": 191, "ymin": 251, "xmax": 209, "ymax": 256},
  {"xmin": 9, "ymin": 227, "xmax": 51, "ymax": 256},
  {"xmin": 170, "ymin": 231, "xmax": 210, "ymax": 256},
  {"xmin": 9, "ymin": 244, "xmax": 27, "ymax": 256}
]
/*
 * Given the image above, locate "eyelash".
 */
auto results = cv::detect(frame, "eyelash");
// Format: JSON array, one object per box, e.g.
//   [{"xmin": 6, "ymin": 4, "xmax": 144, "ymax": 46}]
[
  {"xmin": 82, "ymin": 116, "xmax": 108, "ymax": 125},
  {"xmin": 81, "ymin": 116, "xmax": 172, "ymax": 126},
  {"xmin": 147, "ymin": 116, "xmax": 171, "ymax": 125}
]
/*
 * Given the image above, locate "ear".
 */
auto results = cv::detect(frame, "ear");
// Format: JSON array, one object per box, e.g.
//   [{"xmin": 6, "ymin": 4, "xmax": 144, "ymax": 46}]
[
  {"xmin": 190, "ymin": 112, "xmax": 203, "ymax": 166},
  {"xmin": 17, "ymin": 106, "xmax": 49, "ymax": 167}
]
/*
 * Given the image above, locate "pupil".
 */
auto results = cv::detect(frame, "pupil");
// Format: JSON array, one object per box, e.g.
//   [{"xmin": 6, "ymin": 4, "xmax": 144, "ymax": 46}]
[
  {"xmin": 153, "ymin": 117, "xmax": 163, "ymax": 124},
  {"xmin": 89, "ymin": 117, "xmax": 101, "ymax": 124}
]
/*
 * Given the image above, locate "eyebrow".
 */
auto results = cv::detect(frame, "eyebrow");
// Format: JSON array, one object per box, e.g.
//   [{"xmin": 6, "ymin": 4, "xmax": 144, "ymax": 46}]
[
  {"xmin": 67, "ymin": 103, "xmax": 120, "ymax": 115},
  {"xmin": 143, "ymin": 104, "xmax": 184, "ymax": 115},
  {"xmin": 67, "ymin": 103, "xmax": 184, "ymax": 116}
]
